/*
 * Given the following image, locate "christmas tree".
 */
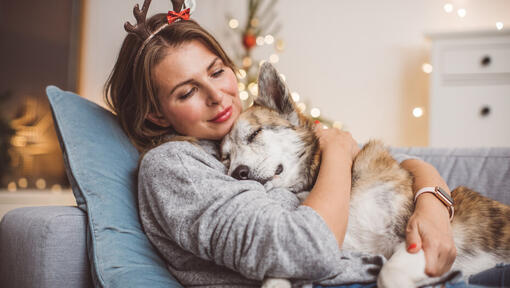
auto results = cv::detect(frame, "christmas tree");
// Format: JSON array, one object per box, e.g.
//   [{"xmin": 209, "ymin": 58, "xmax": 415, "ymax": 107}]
[{"xmin": 225, "ymin": 0, "xmax": 340, "ymax": 128}]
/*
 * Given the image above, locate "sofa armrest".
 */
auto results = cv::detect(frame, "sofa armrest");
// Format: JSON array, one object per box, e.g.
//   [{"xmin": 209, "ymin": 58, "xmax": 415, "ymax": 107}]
[
  {"xmin": 0, "ymin": 206, "xmax": 92, "ymax": 288},
  {"xmin": 391, "ymin": 147, "xmax": 510, "ymax": 205}
]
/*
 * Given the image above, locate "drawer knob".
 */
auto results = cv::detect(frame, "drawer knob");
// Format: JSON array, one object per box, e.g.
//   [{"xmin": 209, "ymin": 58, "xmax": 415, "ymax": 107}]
[
  {"xmin": 481, "ymin": 55, "xmax": 491, "ymax": 67},
  {"xmin": 480, "ymin": 106, "xmax": 491, "ymax": 117}
]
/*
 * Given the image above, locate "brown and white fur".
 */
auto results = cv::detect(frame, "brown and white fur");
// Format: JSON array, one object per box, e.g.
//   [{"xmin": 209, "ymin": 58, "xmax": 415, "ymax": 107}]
[{"xmin": 221, "ymin": 63, "xmax": 510, "ymax": 288}]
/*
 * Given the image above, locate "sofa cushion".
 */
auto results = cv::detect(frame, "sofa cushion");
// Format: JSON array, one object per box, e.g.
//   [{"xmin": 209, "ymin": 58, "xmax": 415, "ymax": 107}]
[{"xmin": 46, "ymin": 86, "xmax": 182, "ymax": 288}]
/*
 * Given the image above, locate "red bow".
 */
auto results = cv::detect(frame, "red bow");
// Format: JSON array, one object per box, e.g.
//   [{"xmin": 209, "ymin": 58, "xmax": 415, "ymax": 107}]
[{"xmin": 167, "ymin": 8, "xmax": 190, "ymax": 24}]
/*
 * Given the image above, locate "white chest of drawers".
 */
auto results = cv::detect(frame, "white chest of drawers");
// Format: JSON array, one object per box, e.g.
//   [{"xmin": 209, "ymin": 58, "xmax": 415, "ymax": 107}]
[{"xmin": 428, "ymin": 30, "xmax": 510, "ymax": 147}]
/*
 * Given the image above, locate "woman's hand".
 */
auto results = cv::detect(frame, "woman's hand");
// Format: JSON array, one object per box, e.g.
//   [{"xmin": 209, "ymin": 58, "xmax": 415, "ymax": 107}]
[
  {"xmin": 314, "ymin": 124, "xmax": 360, "ymax": 161},
  {"xmin": 401, "ymin": 159, "xmax": 457, "ymax": 276}
]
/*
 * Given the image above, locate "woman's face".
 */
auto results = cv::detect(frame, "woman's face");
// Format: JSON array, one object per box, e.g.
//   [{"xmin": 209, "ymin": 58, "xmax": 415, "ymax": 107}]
[{"xmin": 149, "ymin": 40, "xmax": 241, "ymax": 140}]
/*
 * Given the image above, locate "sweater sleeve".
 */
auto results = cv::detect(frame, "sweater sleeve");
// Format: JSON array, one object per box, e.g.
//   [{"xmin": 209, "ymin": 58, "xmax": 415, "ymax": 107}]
[{"xmin": 138, "ymin": 141, "xmax": 343, "ymax": 281}]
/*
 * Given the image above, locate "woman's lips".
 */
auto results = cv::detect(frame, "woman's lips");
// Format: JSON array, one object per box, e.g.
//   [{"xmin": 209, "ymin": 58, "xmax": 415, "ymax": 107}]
[{"xmin": 210, "ymin": 106, "xmax": 232, "ymax": 123}]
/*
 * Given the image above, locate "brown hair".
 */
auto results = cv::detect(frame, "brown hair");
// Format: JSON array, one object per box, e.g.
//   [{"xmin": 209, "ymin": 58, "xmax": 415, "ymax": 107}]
[{"xmin": 104, "ymin": 14, "xmax": 235, "ymax": 152}]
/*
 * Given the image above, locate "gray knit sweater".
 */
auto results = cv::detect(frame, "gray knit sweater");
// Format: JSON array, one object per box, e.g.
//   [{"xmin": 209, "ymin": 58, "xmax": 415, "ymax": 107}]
[{"xmin": 138, "ymin": 139, "xmax": 411, "ymax": 287}]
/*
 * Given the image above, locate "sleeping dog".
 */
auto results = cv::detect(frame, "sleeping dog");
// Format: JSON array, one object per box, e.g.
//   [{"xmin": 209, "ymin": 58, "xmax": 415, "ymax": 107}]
[{"xmin": 220, "ymin": 63, "xmax": 510, "ymax": 287}]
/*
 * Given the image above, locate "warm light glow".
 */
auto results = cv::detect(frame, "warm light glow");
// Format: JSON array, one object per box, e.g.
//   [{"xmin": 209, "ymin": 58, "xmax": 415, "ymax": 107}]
[
  {"xmin": 457, "ymin": 9, "xmax": 466, "ymax": 18},
  {"xmin": 238, "ymin": 82, "xmax": 246, "ymax": 91},
  {"xmin": 18, "ymin": 177, "xmax": 28, "ymax": 189},
  {"xmin": 256, "ymin": 36, "xmax": 265, "ymax": 46},
  {"xmin": 422, "ymin": 63, "xmax": 433, "ymax": 74},
  {"xmin": 35, "ymin": 178, "xmax": 46, "ymax": 189},
  {"xmin": 248, "ymin": 82, "xmax": 258, "ymax": 96},
  {"xmin": 333, "ymin": 121, "xmax": 344, "ymax": 130},
  {"xmin": 443, "ymin": 3, "xmax": 453, "ymax": 13},
  {"xmin": 496, "ymin": 22, "xmax": 504, "ymax": 30},
  {"xmin": 413, "ymin": 107, "xmax": 424, "ymax": 118},
  {"xmin": 276, "ymin": 39, "xmax": 285, "ymax": 51},
  {"xmin": 51, "ymin": 184, "xmax": 62, "ymax": 192},
  {"xmin": 237, "ymin": 69, "xmax": 247, "ymax": 79},
  {"xmin": 250, "ymin": 18, "xmax": 259, "ymax": 27},
  {"xmin": 279, "ymin": 74, "xmax": 286, "ymax": 82},
  {"xmin": 291, "ymin": 92, "xmax": 300, "ymax": 102},
  {"xmin": 264, "ymin": 35, "xmax": 274, "ymax": 45},
  {"xmin": 297, "ymin": 102, "xmax": 306, "ymax": 113},
  {"xmin": 310, "ymin": 108, "xmax": 321, "ymax": 118},
  {"xmin": 242, "ymin": 57, "xmax": 252, "ymax": 67},
  {"xmin": 322, "ymin": 125, "xmax": 329, "ymax": 129},
  {"xmin": 228, "ymin": 18, "xmax": 239, "ymax": 29},
  {"xmin": 240, "ymin": 91, "xmax": 249, "ymax": 101},
  {"xmin": 7, "ymin": 182, "xmax": 17, "ymax": 192},
  {"xmin": 269, "ymin": 54, "xmax": 279, "ymax": 63}
]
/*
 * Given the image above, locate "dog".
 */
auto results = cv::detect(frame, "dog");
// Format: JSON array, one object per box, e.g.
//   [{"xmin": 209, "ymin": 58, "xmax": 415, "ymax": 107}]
[{"xmin": 220, "ymin": 63, "xmax": 510, "ymax": 287}]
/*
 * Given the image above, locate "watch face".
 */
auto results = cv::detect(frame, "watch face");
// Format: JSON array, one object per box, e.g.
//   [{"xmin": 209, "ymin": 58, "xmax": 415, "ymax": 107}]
[{"xmin": 436, "ymin": 186, "xmax": 454, "ymax": 205}]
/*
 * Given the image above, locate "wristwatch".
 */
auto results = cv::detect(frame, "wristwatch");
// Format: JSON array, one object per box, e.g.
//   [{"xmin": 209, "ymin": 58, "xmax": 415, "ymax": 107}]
[{"xmin": 414, "ymin": 186, "xmax": 454, "ymax": 221}]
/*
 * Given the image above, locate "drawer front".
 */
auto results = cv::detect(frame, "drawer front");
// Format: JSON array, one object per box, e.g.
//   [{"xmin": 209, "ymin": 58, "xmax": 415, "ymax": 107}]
[
  {"xmin": 441, "ymin": 44, "xmax": 510, "ymax": 75},
  {"xmin": 430, "ymin": 85, "xmax": 510, "ymax": 147}
]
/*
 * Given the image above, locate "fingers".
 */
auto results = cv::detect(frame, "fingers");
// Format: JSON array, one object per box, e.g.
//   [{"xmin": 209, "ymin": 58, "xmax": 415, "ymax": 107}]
[{"xmin": 405, "ymin": 219, "xmax": 422, "ymax": 254}]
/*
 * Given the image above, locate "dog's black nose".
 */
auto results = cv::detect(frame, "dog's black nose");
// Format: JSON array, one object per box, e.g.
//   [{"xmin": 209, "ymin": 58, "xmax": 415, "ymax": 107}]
[{"xmin": 232, "ymin": 165, "xmax": 250, "ymax": 180}]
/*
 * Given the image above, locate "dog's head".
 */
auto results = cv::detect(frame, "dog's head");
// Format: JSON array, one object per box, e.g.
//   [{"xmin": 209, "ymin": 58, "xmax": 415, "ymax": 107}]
[{"xmin": 221, "ymin": 63, "xmax": 320, "ymax": 192}]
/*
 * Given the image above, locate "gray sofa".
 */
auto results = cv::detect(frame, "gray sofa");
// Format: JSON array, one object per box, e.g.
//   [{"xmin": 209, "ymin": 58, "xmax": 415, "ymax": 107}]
[{"xmin": 1, "ymin": 146, "xmax": 509, "ymax": 288}]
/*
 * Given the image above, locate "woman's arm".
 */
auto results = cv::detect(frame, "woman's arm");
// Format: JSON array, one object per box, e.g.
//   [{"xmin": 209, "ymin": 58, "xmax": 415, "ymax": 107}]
[
  {"xmin": 400, "ymin": 159, "xmax": 457, "ymax": 276},
  {"xmin": 302, "ymin": 125, "xmax": 360, "ymax": 248}
]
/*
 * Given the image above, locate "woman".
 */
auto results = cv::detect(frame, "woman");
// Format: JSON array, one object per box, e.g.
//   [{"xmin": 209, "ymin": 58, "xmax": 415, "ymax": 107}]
[{"xmin": 104, "ymin": 3, "xmax": 503, "ymax": 287}]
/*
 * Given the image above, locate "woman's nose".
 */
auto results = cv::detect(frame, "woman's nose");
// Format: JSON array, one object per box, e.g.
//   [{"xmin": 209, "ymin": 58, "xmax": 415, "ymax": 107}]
[{"xmin": 206, "ymin": 85, "xmax": 224, "ymax": 106}]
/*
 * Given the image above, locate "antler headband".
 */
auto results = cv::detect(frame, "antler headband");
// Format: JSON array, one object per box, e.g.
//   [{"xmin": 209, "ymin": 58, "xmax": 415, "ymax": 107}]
[{"xmin": 125, "ymin": 0, "xmax": 195, "ymax": 71}]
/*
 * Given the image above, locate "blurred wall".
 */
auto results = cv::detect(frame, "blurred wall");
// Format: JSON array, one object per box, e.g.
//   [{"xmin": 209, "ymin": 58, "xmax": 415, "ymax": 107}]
[{"xmin": 80, "ymin": 0, "xmax": 510, "ymax": 146}]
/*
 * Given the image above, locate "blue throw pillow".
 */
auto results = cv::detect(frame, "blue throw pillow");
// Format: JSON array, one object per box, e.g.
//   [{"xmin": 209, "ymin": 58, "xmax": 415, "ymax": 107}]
[{"xmin": 46, "ymin": 86, "xmax": 183, "ymax": 288}]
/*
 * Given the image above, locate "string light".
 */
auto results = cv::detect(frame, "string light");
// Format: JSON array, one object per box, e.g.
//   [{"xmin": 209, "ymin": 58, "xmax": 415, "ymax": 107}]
[
  {"xmin": 7, "ymin": 182, "xmax": 17, "ymax": 192},
  {"xmin": 422, "ymin": 63, "xmax": 433, "ymax": 74},
  {"xmin": 269, "ymin": 54, "xmax": 279, "ymax": 63},
  {"xmin": 229, "ymin": 18, "xmax": 239, "ymax": 29},
  {"xmin": 496, "ymin": 22, "xmax": 504, "ymax": 30},
  {"xmin": 264, "ymin": 35, "xmax": 274, "ymax": 45},
  {"xmin": 250, "ymin": 18, "xmax": 259, "ymax": 27},
  {"xmin": 443, "ymin": 3, "xmax": 453, "ymax": 13},
  {"xmin": 35, "ymin": 178, "xmax": 46, "ymax": 189},
  {"xmin": 413, "ymin": 107, "xmax": 424, "ymax": 118},
  {"xmin": 276, "ymin": 39, "xmax": 285, "ymax": 51},
  {"xmin": 51, "ymin": 184, "xmax": 62, "ymax": 192},
  {"xmin": 310, "ymin": 108, "xmax": 321, "ymax": 118},
  {"xmin": 291, "ymin": 92, "xmax": 300, "ymax": 102},
  {"xmin": 240, "ymin": 91, "xmax": 249, "ymax": 101},
  {"xmin": 237, "ymin": 69, "xmax": 247, "ymax": 79},
  {"xmin": 256, "ymin": 36, "xmax": 265, "ymax": 46},
  {"xmin": 238, "ymin": 82, "xmax": 246, "ymax": 91},
  {"xmin": 18, "ymin": 177, "xmax": 28, "ymax": 189},
  {"xmin": 248, "ymin": 82, "xmax": 258, "ymax": 96},
  {"xmin": 457, "ymin": 9, "xmax": 466, "ymax": 18},
  {"xmin": 297, "ymin": 102, "xmax": 306, "ymax": 113},
  {"xmin": 242, "ymin": 57, "xmax": 252, "ymax": 67},
  {"xmin": 333, "ymin": 121, "xmax": 344, "ymax": 130}
]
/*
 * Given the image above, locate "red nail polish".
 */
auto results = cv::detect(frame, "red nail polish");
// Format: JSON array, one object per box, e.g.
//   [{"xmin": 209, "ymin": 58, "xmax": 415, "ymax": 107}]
[
  {"xmin": 408, "ymin": 243, "xmax": 417, "ymax": 251},
  {"xmin": 314, "ymin": 120, "xmax": 320, "ymax": 124}
]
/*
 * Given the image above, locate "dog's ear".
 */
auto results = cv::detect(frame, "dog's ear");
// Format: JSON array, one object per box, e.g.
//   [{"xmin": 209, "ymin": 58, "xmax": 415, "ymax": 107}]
[{"xmin": 256, "ymin": 62, "xmax": 299, "ymax": 126}]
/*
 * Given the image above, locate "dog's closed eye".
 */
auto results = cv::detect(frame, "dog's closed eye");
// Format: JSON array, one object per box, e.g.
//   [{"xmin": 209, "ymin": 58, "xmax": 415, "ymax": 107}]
[{"xmin": 247, "ymin": 127, "xmax": 262, "ymax": 143}]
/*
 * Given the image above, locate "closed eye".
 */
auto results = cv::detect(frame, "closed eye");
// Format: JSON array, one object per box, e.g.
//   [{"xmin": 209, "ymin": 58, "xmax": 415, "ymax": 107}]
[{"xmin": 247, "ymin": 127, "xmax": 262, "ymax": 143}]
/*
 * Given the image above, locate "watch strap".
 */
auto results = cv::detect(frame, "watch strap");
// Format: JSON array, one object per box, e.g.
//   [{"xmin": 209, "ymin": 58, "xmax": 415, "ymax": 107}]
[{"xmin": 414, "ymin": 186, "xmax": 455, "ymax": 221}]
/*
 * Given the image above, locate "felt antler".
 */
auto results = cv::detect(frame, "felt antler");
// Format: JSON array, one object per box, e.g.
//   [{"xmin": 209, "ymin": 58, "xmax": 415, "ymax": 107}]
[
  {"xmin": 124, "ymin": 0, "xmax": 152, "ymax": 40},
  {"xmin": 171, "ymin": 0, "xmax": 185, "ymax": 12}
]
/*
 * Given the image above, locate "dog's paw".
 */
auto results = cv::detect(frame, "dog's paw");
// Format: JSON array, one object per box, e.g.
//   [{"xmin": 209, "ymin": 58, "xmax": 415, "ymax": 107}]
[
  {"xmin": 377, "ymin": 264, "xmax": 416, "ymax": 288},
  {"xmin": 261, "ymin": 278, "xmax": 292, "ymax": 288}
]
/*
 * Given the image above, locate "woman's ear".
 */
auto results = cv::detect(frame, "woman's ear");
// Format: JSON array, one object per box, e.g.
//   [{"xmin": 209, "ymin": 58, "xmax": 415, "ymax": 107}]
[{"xmin": 147, "ymin": 112, "xmax": 171, "ymax": 128}]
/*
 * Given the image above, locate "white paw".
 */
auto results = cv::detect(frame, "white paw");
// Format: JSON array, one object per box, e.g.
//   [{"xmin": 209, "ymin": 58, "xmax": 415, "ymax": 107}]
[
  {"xmin": 377, "ymin": 242, "xmax": 427, "ymax": 288},
  {"xmin": 261, "ymin": 278, "xmax": 292, "ymax": 288}
]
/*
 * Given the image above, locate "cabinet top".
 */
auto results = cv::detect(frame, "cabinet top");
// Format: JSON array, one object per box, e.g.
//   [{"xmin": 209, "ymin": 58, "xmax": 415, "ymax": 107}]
[{"xmin": 425, "ymin": 29, "xmax": 510, "ymax": 40}]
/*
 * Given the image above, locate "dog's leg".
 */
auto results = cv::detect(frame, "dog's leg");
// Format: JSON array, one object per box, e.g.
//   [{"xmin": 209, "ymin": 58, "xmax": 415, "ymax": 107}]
[
  {"xmin": 261, "ymin": 278, "xmax": 292, "ymax": 288},
  {"xmin": 377, "ymin": 242, "xmax": 428, "ymax": 288}
]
